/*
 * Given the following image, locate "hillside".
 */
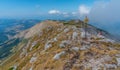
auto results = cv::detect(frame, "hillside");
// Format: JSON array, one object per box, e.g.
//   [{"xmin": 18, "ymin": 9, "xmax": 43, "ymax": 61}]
[
  {"xmin": 0, "ymin": 19, "xmax": 41, "ymax": 59},
  {"xmin": 0, "ymin": 20, "xmax": 120, "ymax": 70}
]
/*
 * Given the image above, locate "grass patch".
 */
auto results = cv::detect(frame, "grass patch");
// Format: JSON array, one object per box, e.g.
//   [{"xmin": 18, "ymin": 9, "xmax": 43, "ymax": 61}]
[{"xmin": 8, "ymin": 67, "xmax": 14, "ymax": 70}]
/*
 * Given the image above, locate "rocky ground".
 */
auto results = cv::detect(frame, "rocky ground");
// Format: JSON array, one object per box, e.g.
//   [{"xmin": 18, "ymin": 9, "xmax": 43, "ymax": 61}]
[{"xmin": 1, "ymin": 20, "xmax": 120, "ymax": 70}]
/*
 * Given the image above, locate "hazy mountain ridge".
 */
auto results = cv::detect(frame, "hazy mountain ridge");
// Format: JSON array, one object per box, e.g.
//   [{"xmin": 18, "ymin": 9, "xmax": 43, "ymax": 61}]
[
  {"xmin": 0, "ymin": 20, "xmax": 120, "ymax": 70},
  {"xmin": 0, "ymin": 19, "xmax": 41, "ymax": 60},
  {"xmin": 0, "ymin": 19, "xmax": 41, "ymax": 44}
]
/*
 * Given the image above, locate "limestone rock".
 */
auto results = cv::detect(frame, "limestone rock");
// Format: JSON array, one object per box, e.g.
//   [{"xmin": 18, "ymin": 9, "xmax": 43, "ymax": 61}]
[
  {"xmin": 53, "ymin": 51, "xmax": 66, "ymax": 60},
  {"xmin": 30, "ymin": 56, "xmax": 37, "ymax": 63},
  {"xmin": 71, "ymin": 47, "xmax": 79, "ymax": 52},
  {"xmin": 116, "ymin": 58, "xmax": 120, "ymax": 66}
]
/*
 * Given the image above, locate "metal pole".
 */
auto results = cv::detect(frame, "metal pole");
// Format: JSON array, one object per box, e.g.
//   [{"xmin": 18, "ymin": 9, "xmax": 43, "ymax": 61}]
[
  {"xmin": 84, "ymin": 16, "xmax": 89, "ymax": 40},
  {"xmin": 85, "ymin": 22, "xmax": 87, "ymax": 39}
]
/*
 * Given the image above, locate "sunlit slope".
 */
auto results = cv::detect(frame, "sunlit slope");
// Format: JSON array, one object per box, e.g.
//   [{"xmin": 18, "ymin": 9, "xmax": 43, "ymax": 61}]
[{"xmin": 1, "ymin": 20, "xmax": 120, "ymax": 70}]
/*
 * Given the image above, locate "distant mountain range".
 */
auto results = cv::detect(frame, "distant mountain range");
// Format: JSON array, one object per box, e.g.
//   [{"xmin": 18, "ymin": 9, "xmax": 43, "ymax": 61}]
[
  {"xmin": 0, "ymin": 19, "xmax": 41, "ymax": 44},
  {"xmin": 0, "ymin": 19, "xmax": 41, "ymax": 59}
]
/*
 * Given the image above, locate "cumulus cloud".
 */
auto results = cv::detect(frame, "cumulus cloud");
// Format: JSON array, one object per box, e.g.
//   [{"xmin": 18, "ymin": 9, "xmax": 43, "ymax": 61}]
[
  {"xmin": 79, "ymin": 5, "xmax": 91, "ymax": 16},
  {"xmin": 48, "ymin": 10, "xmax": 60, "ymax": 14},
  {"xmin": 48, "ymin": 10, "xmax": 78, "ymax": 18}
]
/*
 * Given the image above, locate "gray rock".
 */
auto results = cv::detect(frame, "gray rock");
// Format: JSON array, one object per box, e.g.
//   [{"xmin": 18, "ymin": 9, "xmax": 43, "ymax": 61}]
[
  {"xmin": 30, "ymin": 41, "xmax": 37, "ymax": 51},
  {"xmin": 116, "ymin": 54, "xmax": 120, "ymax": 57},
  {"xmin": 30, "ymin": 56, "xmax": 37, "ymax": 63},
  {"xmin": 104, "ymin": 64, "xmax": 117, "ymax": 69},
  {"xmin": 44, "ymin": 42, "xmax": 52, "ymax": 50},
  {"xmin": 53, "ymin": 51, "xmax": 66, "ymax": 60},
  {"xmin": 116, "ymin": 58, "xmax": 120, "ymax": 66},
  {"xmin": 59, "ymin": 43, "xmax": 65, "ymax": 48},
  {"xmin": 53, "ymin": 37, "xmax": 57, "ymax": 42},
  {"xmin": 59, "ymin": 40, "xmax": 71, "ymax": 48},
  {"xmin": 72, "ymin": 32, "xmax": 78, "ymax": 40},
  {"xmin": 71, "ymin": 47, "xmax": 79, "ymax": 52},
  {"xmin": 64, "ymin": 28, "xmax": 70, "ymax": 33},
  {"xmin": 80, "ymin": 45, "xmax": 90, "ymax": 50},
  {"xmin": 9, "ymin": 64, "xmax": 18, "ymax": 70},
  {"xmin": 99, "ymin": 38, "xmax": 115, "ymax": 43},
  {"xmin": 29, "ymin": 67, "xmax": 33, "ymax": 70}
]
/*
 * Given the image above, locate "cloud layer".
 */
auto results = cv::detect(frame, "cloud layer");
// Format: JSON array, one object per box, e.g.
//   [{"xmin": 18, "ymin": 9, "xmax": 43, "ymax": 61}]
[
  {"xmin": 88, "ymin": 0, "xmax": 120, "ymax": 35},
  {"xmin": 46, "ymin": 0, "xmax": 120, "ymax": 36},
  {"xmin": 89, "ymin": 0, "xmax": 120, "ymax": 24}
]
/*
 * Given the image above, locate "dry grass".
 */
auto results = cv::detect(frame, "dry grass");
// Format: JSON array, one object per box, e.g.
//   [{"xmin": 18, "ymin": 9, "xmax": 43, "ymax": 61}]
[{"xmin": 1, "ymin": 21, "xmax": 120, "ymax": 70}]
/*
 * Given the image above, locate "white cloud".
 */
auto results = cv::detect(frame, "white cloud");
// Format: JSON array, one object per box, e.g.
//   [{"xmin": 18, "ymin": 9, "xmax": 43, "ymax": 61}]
[
  {"xmin": 48, "ymin": 10, "xmax": 79, "ymax": 18},
  {"xmin": 89, "ymin": 0, "xmax": 120, "ymax": 35},
  {"xmin": 79, "ymin": 5, "xmax": 91, "ymax": 16},
  {"xmin": 48, "ymin": 10, "xmax": 60, "ymax": 14},
  {"xmin": 62, "ymin": 12, "xmax": 69, "ymax": 17},
  {"xmin": 89, "ymin": 0, "xmax": 120, "ymax": 24},
  {"xmin": 62, "ymin": 12, "xmax": 68, "ymax": 15},
  {"xmin": 72, "ymin": 12, "xmax": 77, "ymax": 15}
]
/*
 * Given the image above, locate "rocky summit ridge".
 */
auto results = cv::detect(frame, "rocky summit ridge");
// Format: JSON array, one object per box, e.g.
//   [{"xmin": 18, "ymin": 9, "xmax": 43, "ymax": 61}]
[{"xmin": 0, "ymin": 20, "xmax": 120, "ymax": 70}]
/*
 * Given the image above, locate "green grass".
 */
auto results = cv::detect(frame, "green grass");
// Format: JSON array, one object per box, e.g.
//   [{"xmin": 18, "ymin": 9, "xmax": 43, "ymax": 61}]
[{"xmin": 8, "ymin": 67, "xmax": 14, "ymax": 70}]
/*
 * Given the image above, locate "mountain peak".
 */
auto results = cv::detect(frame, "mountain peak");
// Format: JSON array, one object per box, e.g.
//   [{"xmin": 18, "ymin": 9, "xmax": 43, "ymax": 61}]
[{"xmin": 1, "ymin": 20, "xmax": 120, "ymax": 70}]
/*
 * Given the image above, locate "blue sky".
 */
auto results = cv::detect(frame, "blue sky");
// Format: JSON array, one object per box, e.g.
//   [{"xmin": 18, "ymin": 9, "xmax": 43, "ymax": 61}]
[
  {"xmin": 1, "ymin": 0, "xmax": 120, "ymax": 35},
  {"xmin": 0, "ymin": 0, "xmax": 100, "ymax": 18}
]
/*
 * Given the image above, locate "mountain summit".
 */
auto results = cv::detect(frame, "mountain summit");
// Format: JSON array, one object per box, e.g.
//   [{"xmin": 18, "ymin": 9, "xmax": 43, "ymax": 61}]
[{"xmin": 0, "ymin": 20, "xmax": 120, "ymax": 70}]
